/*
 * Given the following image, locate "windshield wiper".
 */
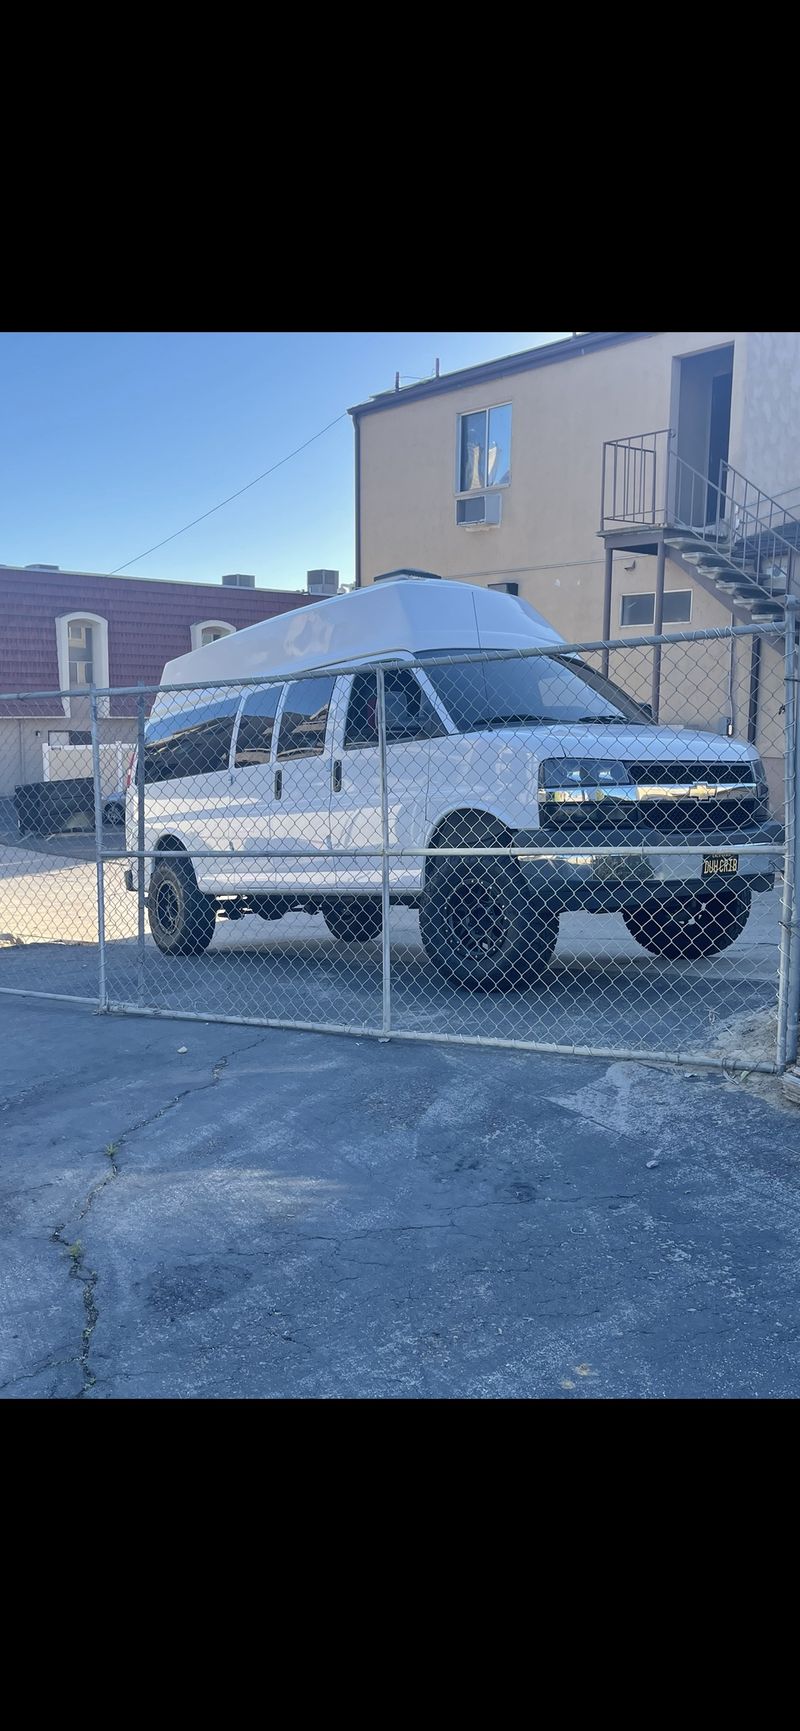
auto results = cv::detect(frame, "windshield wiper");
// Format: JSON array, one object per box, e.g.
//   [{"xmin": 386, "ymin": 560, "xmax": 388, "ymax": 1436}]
[
  {"xmin": 570, "ymin": 714, "xmax": 631, "ymax": 725},
  {"xmin": 465, "ymin": 713, "xmax": 562, "ymax": 730}
]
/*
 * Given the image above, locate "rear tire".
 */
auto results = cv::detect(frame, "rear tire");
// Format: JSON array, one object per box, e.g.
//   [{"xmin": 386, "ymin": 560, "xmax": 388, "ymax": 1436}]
[
  {"xmin": 420, "ymin": 857, "xmax": 557, "ymax": 990},
  {"xmin": 323, "ymin": 898, "xmax": 383, "ymax": 943},
  {"xmin": 148, "ymin": 854, "xmax": 217, "ymax": 956},
  {"xmin": 622, "ymin": 885, "xmax": 751, "ymax": 960}
]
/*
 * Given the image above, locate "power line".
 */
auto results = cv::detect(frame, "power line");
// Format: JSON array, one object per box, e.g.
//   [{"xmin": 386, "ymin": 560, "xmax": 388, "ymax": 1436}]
[{"xmin": 109, "ymin": 410, "xmax": 349, "ymax": 575}]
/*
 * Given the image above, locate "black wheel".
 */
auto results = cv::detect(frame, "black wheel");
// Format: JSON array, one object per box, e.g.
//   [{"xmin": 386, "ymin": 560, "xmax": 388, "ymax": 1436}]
[
  {"xmin": 622, "ymin": 885, "xmax": 752, "ymax": 960},
  {"xmin": 322, "ymin": 898, "xmax": 383, "ymax": 943},
  {"xmin": 147, "ymin": 854, "xmax": 217, "ymax": 956},
  {"xmin": 103, "ymin": 800, "xmax": 125, "ymax": 828},
  {"xmin": 420, "ymin": 858, "xmax": 558, "ymax": 990}
]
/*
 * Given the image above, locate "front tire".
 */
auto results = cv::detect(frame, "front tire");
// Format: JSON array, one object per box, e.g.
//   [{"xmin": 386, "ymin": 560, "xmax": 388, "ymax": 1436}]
[
  {"xmin": 420, "ymin": 858, "xmax": 557, "ymax": 990},
  {"xmin": 323, "ymin": 898, "xmax": 383, "ymax": 943},
  {"xmin": 622, "ymin": 884, "xmax": 752, "ymax": 960},
  {"xmin": 148, "ymin": 854, "xmax": 217, "ymax": 956}
]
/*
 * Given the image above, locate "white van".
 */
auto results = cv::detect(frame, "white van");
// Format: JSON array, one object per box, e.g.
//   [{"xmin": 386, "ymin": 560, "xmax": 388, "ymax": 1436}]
[{"xmin": 126, "ymin": 574, "xmax": 783, "ymax": 989}]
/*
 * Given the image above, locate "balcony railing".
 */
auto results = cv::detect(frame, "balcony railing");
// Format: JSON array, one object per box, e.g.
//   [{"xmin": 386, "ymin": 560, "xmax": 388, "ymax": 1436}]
[
  {"xmin": 601, "ymin": 429, "xmax": 800, "ymax": 605},
  {"xmin": 601, "ymin": 428, "xmax": 672, "ymax": 530}
]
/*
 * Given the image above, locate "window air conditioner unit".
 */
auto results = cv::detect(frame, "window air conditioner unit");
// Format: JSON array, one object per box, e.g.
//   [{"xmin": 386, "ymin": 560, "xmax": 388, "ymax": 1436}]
[{"xmin": 456, "ymin": 492, "xmax": 502, "ymax": 529}]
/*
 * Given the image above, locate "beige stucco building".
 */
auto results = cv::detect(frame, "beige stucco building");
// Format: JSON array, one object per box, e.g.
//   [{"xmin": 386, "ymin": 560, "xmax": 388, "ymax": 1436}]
[{"xmin": 350, "ymin": 331, "xmax": 800, "ymax": 797}]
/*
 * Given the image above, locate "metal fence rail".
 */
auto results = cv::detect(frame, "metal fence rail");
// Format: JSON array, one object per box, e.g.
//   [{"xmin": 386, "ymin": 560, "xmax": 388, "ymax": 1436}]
[{"xmin": 1, "ymin": 619, "xmax": 797, "ymax": 1074}]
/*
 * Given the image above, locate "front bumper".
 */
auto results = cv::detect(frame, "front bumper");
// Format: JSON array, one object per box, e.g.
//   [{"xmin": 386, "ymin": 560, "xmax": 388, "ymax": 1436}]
[{"xmin": 512, "ymin": 820, "xmax": 784, "ymax": 912}]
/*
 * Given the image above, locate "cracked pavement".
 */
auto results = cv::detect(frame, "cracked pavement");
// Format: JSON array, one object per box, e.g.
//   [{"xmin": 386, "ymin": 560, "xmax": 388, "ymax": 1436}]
[{"xmin": 1, "ymin": 995, "xmax": 800, "ymax": 1398}]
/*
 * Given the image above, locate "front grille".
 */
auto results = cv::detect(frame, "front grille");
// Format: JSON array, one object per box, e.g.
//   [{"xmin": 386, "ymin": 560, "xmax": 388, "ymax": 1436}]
[
  {"xmin": 624, "ymin": 762, "xmax": 756, "ymax": 787},
  {"xmin": 540, "ymin": 798, "xmax": 761, "ymax": 836},
  {"xmin": 539, "ymin": 758, "xmax": 762, "ymax": 836}
]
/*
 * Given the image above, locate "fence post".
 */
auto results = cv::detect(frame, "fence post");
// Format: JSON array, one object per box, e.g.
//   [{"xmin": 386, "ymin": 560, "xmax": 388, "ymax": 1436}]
[
  {"xmin": 777, "ymin": 601, "xmax": 799, "ymax": 1068},
  {"xmin": 376, "ymin": 666, "xmax": 392, "ymax": 1037},
  {"xmin": 90, "ymin": 692, "xmax": 108, "ymax": 1012},
  {"xmin": 601, "ymin": 545, "xmax": 613, "ymax": 677},
  {"xmin": 650, "ymin": 536, "xmax": 667, "ymax": 721},
  {"xmin": 782, "ymin": 603, "xmax": 800, "ymax": 1066},
  {"xmin": 136, "ymin": 690, "xmax": 146, "ymax": 1005}
]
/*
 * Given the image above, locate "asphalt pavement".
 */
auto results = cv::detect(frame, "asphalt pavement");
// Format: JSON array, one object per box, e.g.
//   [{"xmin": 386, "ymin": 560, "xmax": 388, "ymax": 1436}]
[{"xmin": 1, "ymin": 995, "xmax": 798, "ymax": 1399}]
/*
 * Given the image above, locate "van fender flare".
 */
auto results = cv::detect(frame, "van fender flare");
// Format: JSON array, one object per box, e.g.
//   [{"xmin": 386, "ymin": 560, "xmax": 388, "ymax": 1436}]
[{"xmin": 423, "ymin": 807, "xmax": 516, "ymax": 887}]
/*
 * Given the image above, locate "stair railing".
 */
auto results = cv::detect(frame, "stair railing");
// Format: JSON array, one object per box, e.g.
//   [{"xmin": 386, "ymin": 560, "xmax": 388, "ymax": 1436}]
[{"xmin": 601, "ymin": 429, "xmax": 798, "ymax": 605}]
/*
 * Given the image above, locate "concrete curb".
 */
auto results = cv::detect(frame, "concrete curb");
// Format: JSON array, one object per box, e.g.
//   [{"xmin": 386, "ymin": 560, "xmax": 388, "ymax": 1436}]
[{"xmin": 782, "ymin": 1066, "xmax": 800, "ymax": 1107}]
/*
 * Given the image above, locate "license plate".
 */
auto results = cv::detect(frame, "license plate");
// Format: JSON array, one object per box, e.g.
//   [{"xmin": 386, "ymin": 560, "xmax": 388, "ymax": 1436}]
[{"xmin": 702, "ymin": 854, "xmax": 739, "ymax": 877}]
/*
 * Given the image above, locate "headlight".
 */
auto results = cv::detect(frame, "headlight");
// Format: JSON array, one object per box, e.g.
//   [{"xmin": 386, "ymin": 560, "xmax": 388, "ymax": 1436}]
[{"xmin": 539, "ymin": 758, "xmax": 633, "ymax": 800}]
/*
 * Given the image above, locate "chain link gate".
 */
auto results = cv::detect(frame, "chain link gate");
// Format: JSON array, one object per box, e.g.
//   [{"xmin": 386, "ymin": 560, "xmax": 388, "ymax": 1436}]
[{"xmin": 1, "ymin": 616, "xmax": 798, "ymax": 1073}]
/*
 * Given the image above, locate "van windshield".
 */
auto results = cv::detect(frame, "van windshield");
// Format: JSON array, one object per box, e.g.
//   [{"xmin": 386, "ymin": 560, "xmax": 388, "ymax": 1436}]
[{"xmin": 417, "ymin": 651, "xmax": 648, "ymax": 730}]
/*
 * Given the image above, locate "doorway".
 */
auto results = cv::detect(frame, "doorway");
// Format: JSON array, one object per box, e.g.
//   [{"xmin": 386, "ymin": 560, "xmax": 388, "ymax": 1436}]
[{"xmin": 675, "ymin": 344, "xmax": 734, "ymax": 525}]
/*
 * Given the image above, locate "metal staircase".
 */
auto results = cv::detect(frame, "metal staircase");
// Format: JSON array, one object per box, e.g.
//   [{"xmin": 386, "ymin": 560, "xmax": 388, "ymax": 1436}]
[{"xmin": 600, "ymin": 429, "xmax": 799, "ymax": 630}]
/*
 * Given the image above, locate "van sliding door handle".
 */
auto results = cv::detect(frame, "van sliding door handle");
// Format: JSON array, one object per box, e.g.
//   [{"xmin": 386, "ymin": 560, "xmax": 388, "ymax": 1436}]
[
  {"xmin": 332, "ymin": 759, "xmax": 342, "ymax": 793},
  {"xmin": 274, "ymin": 769, "xmax": 282, "ymax": 799}
]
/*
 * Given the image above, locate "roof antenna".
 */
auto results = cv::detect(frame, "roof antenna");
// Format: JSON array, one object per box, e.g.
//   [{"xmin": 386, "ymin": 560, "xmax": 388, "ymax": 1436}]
[
  {"xmin": 434, "ymin": 357, "xmax": 440, "ymax": 377},
  {"xmin": 395, "ymin": 371, "xmax": 400, "ymax": 392}
]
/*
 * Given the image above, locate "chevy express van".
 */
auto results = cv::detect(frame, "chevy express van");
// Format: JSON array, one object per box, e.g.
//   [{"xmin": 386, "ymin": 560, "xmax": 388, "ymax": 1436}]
[{"xmin": 126, "ymin": 575, "xmax": 783, "ymax": 989}]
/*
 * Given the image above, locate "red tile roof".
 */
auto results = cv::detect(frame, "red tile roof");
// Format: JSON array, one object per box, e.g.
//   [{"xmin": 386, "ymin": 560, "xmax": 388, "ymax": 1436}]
[{"xmin": 0, "ymin": 566, "xmax": 316, "ymax": 716}]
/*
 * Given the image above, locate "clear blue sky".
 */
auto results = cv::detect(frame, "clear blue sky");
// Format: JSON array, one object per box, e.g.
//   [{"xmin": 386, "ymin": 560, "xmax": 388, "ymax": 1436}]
[{"xmin": 0, "ymin": 332, "xmax": 569, "ymax": 589}]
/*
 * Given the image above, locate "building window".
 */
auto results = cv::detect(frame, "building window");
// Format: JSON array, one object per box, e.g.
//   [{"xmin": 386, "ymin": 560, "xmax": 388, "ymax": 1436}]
[
  {"xmin": 457, "ymin": 404, "xmax": 512, "ymax": 493},
  {"xmin": 55, "ymin": 613, "xmax": 109, "ymax": 717},
  {"xmin": 69, "ymin": 620, "xmax": 94, "ymax": 686},
  {"xmin": 190, "ymin": 620, "xmax": 235, "ymax": 651},
  {"xmin": 620, "ymin": 590, "xmax": 693, "ymax": 627},
  {"xmin": 48, "ymin": 729, "xmax": 91, "ymax": 746}
]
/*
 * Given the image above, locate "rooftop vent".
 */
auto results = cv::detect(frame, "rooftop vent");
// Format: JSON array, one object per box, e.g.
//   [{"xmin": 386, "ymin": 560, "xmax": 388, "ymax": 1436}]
[
  {"xmin": 25, "ymin": 563, "xmax": 60, "ymax": 571},
  {"xmin": 373, "ymin": 568, "xmax": 442, "ymax": 583},
  {"xmin": 307, "ymin": 569, "xmax": 339, "ymax": 596},
  {"xmin": 221, "ymin": 573, "xmax": 255, "ymax": 588}
]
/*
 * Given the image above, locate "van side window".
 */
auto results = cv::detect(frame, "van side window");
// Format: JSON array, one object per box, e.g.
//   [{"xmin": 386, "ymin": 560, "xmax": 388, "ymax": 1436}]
[
  {"xmin": 276, "ymin": 677, "xmax": 335, "ymax": 759},
  {"xmin": 143, "ymin": 696, "xmax": 240, "ymax": 784},
  {"xmin": 344, "ymin": 670, "xmax": 443, "ymax": 748},
  {"xmin": 234, "ymin": 685, "xmax": 283, "ymax": 766}
]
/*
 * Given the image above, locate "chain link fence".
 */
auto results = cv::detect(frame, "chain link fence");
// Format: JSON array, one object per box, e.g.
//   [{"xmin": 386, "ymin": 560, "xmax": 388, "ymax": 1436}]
[{"xmin": 2, "ymin": 618, "xmax": 798, "ymax": 1072}]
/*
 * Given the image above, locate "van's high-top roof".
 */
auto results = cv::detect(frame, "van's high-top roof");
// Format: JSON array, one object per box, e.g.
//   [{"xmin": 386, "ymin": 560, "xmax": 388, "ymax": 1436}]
[{"xmin": 159, "ymin": 577, "xmax": 565, "ymax": 688}]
